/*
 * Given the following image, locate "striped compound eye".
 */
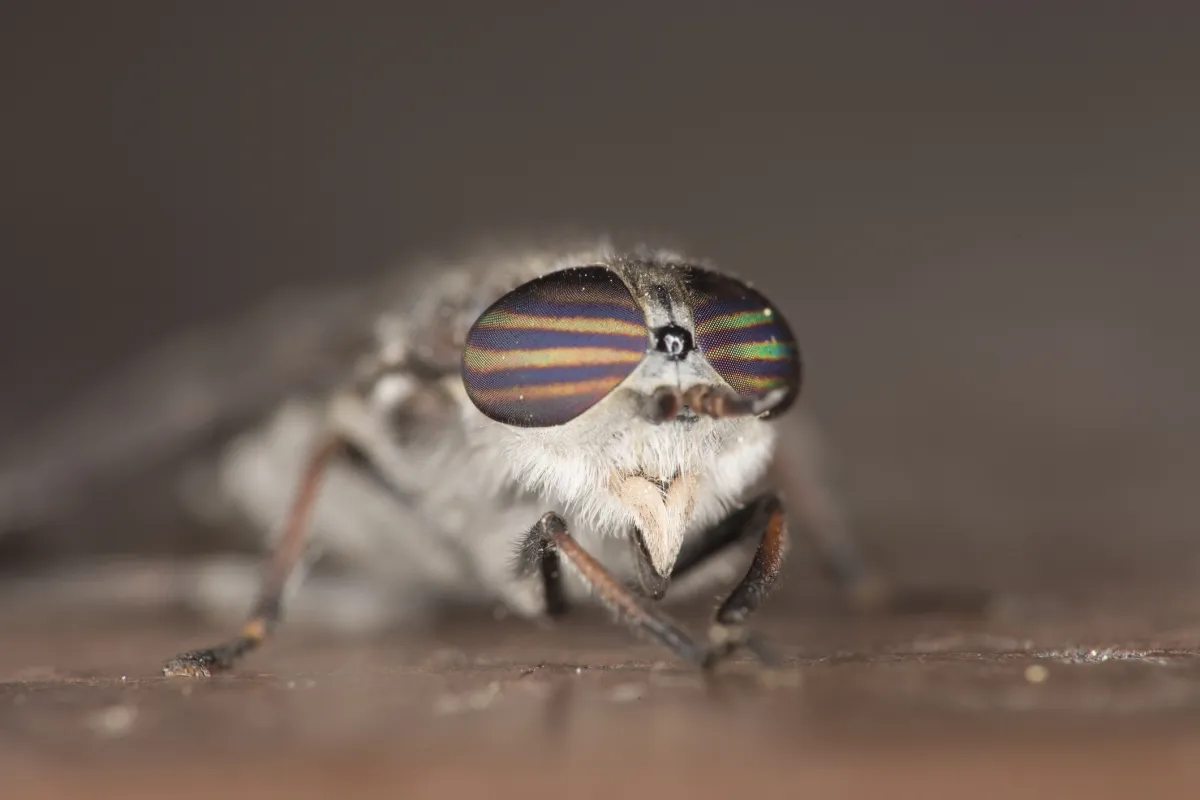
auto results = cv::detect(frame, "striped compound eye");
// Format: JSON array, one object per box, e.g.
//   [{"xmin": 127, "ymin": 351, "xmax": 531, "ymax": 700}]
[
  {"xmin": 462, "ymin": 266, "xmax": 650, "ymax": 427},
  {"xmin": 688, "ymin": 267, "xmax": 802, "ymax": 417}
]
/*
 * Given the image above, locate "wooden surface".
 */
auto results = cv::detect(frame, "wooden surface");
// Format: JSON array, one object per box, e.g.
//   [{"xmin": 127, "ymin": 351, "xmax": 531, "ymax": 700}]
[{"xmin": 4, "ymin": 597, "xmax": 1200, "ymax": 799}]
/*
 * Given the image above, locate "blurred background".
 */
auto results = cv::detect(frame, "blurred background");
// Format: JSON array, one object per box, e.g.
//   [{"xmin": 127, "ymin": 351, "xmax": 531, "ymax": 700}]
[{"xmin": 1, "ymin": 2, "xmax": 1198, "ymax": 602}]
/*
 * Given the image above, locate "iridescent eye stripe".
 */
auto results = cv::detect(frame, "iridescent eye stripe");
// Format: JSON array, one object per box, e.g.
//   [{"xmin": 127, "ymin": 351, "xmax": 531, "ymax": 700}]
[
  {"xmin": 687, "ymin": 266, "xmax": 803, "ymax": 416},
  {"xmin": 464, "ymin": 346, "xmax": 645, "ymax": 373},
  {"xmin": 462, "ymin": 266, "xmax": 650, "ymax": 427},
  {"xmin": 699, "ymin": 373, "xmax": 785, "ymax": 392},
  {"xmin": 471, "ymin": 377, "xmax": 627, "ymax": 403},
  {"xmin": 702, "ymin": 341, "xmax": 797, "ymax": 361},
  {"xmin": 688, "ymin": 310, "xmax": 776, "ymax": 335},
  {"xmin": 472, "ymin": 310, "xmax": 647, "ymax": 337}
]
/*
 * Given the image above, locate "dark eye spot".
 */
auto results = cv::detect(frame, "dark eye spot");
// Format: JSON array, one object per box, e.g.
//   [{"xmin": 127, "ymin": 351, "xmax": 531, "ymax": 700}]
[{"xmin": 653, "ymin": 324, "xmax": 694, "ymax": 360}]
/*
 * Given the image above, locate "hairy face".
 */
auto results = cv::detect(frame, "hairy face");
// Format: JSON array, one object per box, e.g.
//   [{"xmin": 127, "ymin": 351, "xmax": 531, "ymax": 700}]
[{"xmin": 458, "ymin": 254, "xmax": 801, "ymax": 578}]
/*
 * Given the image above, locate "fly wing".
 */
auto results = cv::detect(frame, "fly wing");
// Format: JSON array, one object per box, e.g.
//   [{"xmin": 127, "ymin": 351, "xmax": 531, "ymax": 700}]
[
  {"xmin": 0, "ymin": 237, "xmax": 615, "ymax": 535},
  {"xmin": 766, "ymin": 404, "xmax": 876, "ymax": 589},
  {"xmin": 0, "ymin": 276, "xmax": 391, "ymax": 532}
]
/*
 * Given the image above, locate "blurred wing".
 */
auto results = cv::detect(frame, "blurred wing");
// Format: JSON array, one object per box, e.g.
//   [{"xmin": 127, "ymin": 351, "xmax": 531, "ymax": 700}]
[
  {"xmin": 0, "ymin": 275, "xmax": 396, "ymax": 531},
  {"xmin": 0, "ymin": 237, "xmax": 606, "ymax": 533},
  {"xmin": 767, "ymin": 405, "xmax": 873, "ymax": 587},
  {"xmin": 0, "ymin": 237, "xmax": 619, "ymax": 537}
]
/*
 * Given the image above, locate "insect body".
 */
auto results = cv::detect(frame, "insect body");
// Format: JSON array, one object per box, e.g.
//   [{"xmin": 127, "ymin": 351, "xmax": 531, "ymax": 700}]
[{"xmin": 159, "ymin": 242, "xmax": 981, "ymax": 676}]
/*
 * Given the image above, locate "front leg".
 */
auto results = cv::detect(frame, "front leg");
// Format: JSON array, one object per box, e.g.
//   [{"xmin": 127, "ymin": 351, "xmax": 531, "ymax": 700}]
[
  {"xmin": 516, "ymin": 511, "xmax": 785, "ymax": 669},
  {"xmin": 706, "ymin": 494, "xmax": 789, "ymax": 660},
  {"xmin": 513, "ymin": 516, "xmax": 569, "ymax": 618},
  {"xmin": 516, "ymin": 513, "xmax": 712, "ymax": 666},
  {"xmin": 665, "ymin": 493, "xmax": 791, "ymax": 664}
]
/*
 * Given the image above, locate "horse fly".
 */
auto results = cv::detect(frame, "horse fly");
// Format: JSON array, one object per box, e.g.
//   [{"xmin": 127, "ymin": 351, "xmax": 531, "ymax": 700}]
[{"xmin": 146, "ymin": 241, "xmax": 987, "ymax": 677}]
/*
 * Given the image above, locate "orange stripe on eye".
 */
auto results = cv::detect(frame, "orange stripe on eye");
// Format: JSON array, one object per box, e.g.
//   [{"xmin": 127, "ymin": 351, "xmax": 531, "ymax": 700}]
[
  {"xmin": 471, "ymin": 377, "xmax": 626, "ymax": 403},
  {"xmin": 474, "ymin": 311, "xmax": 647, "ymax": 337},
  {"xmin": 465, "ymin": 346, "xmax": 646, "ymax": 372}
]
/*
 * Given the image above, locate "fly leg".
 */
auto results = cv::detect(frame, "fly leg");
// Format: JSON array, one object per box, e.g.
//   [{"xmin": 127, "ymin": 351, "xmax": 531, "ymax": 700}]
[
  {"xmin": 690, "ymin": 494, "xmax": 790, "ymax": 667},
  {"xmin": 516, "ymin": 509, "xmax": 789, "ymax": 669},
  {"xmin": 516, "ymin": 513, "xmax": 711, "ymax": 666},
  {"xmin": 163, "ymin": 434, "xmax": 344, "ymax": 677},
  {"xmin": 514, "ymin": 516, "xmax": 569, "ymax": 618}
]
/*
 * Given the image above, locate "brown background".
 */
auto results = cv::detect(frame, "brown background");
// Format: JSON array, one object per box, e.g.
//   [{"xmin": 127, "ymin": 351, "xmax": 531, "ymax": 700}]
[{"xmin": 2, "ymin": 3, "xmax": 1198, "ymax": 593}]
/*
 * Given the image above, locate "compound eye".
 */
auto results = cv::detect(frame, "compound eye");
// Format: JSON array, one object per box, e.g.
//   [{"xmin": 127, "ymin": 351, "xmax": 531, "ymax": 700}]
[
  {"xmin": 688, "ymin": 267, "xmax": 802, "ymax": 416},
  {"xmin": 463, "ymin": 266, "xmax": 649, "ymax": 427}
]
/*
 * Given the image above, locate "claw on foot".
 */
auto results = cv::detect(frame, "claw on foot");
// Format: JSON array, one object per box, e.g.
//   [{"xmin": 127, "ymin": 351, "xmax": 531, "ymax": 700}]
[
  {"xmin": 701, "ymin": 623, "xmax": 784, "ymax": 670},
  {"xmin": 163, "ymin": 654, "xmax": 215, "ymax": 678},
  {"xmin": 162, "ymin": 645, "xmax": 240, "ymax": 678}
]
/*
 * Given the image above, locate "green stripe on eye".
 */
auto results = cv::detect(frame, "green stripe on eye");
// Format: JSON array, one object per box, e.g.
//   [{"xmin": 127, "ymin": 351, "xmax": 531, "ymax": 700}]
[
  {"xmin": 685, "ymin": 264, "xmax": 802, "ymax": 417},
  {"xmin": 694, "ymin": 309, "xmax": 775, "ymax": 333},
  {"xmin": 703, "ymin": 341, "xmax": 795, "ymax": 361},
  {"xmin": 709, "ymin": 373, "xmax": 784, "ymax": 391}
]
